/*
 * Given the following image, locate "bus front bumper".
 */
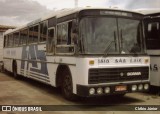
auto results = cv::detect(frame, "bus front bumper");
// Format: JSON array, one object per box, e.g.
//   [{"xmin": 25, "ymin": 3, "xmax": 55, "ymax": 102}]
[{"xmin": 76, "ymin": 82, "xmax": 150, "ymax": 97}]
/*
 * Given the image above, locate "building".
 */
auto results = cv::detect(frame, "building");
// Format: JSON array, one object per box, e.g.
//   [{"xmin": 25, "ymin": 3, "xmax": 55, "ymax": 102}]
[{"xmin": 0, "ymin": 25, "xmax": 15, "ymax": 62}]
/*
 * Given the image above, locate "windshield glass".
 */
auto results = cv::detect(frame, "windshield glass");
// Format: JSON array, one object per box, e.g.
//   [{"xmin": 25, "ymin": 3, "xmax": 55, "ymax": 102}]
[
  {"xmin": 79, "ymin": 17, "xmax": 144, "ymax": 54},
  {"xmin": 118, "ymin": 18, "xmax": 143, "ymax": 54}
]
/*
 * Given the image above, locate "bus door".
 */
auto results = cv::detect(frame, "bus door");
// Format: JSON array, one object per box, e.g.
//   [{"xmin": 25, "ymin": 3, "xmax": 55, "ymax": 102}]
[{"xmin": 47, "ymin": 27, "xmax": 55, "ymax": 54}]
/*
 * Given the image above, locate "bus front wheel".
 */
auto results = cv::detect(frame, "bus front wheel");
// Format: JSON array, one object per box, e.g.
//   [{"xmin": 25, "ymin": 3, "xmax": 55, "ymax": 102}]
[{"xmin": 61, "ymin": 69, "xmax": 77, "ymax": 101}]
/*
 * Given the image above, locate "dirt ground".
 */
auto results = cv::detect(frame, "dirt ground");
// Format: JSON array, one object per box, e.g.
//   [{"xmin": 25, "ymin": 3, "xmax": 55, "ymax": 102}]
[{"xmin": 0, "ymin": 72, "xmax": 159, "ymax": 114}]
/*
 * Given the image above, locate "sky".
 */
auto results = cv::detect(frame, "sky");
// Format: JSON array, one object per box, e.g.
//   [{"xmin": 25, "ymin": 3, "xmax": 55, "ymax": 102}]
[{"xmin": 0, "ymin": 0, "xmax": 160, "ymax": 26}]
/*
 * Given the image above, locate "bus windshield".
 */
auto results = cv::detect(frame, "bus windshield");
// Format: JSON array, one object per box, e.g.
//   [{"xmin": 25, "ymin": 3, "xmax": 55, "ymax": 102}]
[{"xmin": 79, "ymin": 17, "xmax": 144, "ymax": 55}]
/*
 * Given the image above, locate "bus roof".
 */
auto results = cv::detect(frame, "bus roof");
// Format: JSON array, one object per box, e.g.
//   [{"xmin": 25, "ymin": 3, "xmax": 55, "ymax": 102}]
[
  {"xmin": 135, "ymin": 9, "xmax": 160, "ymax": 15},
  {"xmin": 5, "ymin": 7, "xmax": 143, "ymax": 35}
]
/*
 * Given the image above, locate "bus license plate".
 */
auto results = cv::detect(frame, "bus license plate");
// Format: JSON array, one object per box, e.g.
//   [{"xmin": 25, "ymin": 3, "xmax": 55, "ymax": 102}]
[{"xmin": 115, "ymin": 86, "xmax": 127, "ymax": 91}]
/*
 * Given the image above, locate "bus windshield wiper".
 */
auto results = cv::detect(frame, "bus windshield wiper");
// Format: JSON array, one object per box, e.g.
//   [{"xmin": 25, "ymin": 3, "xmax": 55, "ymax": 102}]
[
  {"xmin": 103, "ymin": 31, "xmax": 117, "ymax": 56},
  {"xmin": 103, "ymin": 41, "xmax": 115, "ymax": 56}
]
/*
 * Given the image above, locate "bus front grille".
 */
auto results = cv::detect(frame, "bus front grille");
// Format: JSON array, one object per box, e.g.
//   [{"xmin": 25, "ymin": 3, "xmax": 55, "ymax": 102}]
[{"xmin": 88, "ymin": 67, "xmax": 149, "ymax": 84}]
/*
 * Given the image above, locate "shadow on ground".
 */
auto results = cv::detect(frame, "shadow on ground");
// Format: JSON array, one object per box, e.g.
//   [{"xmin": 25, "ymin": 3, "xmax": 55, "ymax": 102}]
[{"xmin": 4, "ymin": 72, "xmax": 159, "ymax": 106}]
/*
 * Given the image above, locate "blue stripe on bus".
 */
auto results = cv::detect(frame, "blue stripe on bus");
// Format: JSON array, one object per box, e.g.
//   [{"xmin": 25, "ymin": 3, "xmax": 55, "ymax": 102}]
[
  {"xmin": 21, "ymin": 69, "xmax": 50, "ymax": 80},
  {"xmin": 30, "ymin": 74, "xmax": 50, "ymax": 82},
  {"xmin": 21, "ymin": 45, "xmax": 49, "ymax": 79}
]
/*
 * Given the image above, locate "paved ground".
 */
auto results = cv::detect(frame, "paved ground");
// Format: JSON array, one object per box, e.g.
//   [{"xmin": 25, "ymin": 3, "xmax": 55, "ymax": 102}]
[{"xmin": 0, "ymin": 72, "xmax": 159, "ymax": 114}]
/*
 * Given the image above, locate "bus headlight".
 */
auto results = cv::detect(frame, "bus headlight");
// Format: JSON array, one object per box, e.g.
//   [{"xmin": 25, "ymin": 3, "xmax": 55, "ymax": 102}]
[
  {"xmin": 131, "ymin": 85, "xmax": 137, "ymax": 91},
  {"xmin": 104, "ymin": 87, "xmax": 110, "ymax": 94},
  {"xmin": 144, "ymin": 84, "xmax": 149, "ymax": 90},
  {"xmin": 97, "ymin": 88, "xmax": 103, "ymax": 94},
  {"xmin": 89, "ymin": 88, "xmax": 95, "ymax": 95},
  {"xmin": 138, "ymin": 84, "xmax": 143, "ymax": 90}
]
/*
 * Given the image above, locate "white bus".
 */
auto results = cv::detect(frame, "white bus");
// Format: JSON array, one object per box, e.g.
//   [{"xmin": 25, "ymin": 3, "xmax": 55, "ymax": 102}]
[
  {"xmin": 141, "ymin": 10, "xmax": 160, "ymax": 88},
  {"xmin": 3, "ymin": 8, "xmax": 150, "ymax": 100}
]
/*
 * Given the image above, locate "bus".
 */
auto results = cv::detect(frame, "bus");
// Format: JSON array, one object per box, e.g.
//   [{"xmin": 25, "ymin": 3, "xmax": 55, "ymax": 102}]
[
  {"xmin": 3, "ymin": 8, "xmax": 150, "ymax": 100},
  {"xmin": 141, "ymin": 10, "xmax": 160, "ymax": 89}
]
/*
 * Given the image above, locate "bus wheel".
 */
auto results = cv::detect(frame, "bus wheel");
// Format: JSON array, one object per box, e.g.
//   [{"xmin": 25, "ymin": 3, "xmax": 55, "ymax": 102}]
[
  {"xmin": 13, "ymin": 61, "xmax": 19, "ymax": 79},
  {"xmin": 61, "ymin": 69, "xmax": 77, "ymax": 101}
]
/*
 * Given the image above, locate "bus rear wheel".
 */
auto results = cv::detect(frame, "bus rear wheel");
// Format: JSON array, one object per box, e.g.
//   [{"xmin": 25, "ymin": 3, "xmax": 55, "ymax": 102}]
[
  {"xmin": 13, "ymin": 61, "xmax": 19, "ymax": 79},
  {"xmin": 61, "ymin": 69, "xmax": 77, "ymax": 101}
]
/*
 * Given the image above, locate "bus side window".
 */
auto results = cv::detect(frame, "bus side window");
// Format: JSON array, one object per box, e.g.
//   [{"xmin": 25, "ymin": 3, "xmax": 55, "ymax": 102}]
[
  {"xmin": 13, "ymin": 32, "xmax": 19, "ymax": 46},
  {"xmin": 7, "ymin": 35, "xmax": 10, "ymax": 47},
  {"xmin": 40, "ymin": 21, "xmax": 48, "ymax": 42},
  {"xmin": 47, "ymin": 28, "xmax": 55, "ymax": 53},
  {"xmin": 29, "ymin": 27, "xmax": 33, "ymax": 44},
  {"xmin": 4, "ymin": 35, "xmax": 7, "ymax": 47},
  {"xmin": 68, "ymin": 21, "xmax": 78, "ymax": 45},
  {"xmin": 33, "ymin": 25, "xmax": 39, "ymax": 43},
  {"xmin": 8, "ymin": 34, "xmax": 13, "ymax": 47},
  {"xmin": 29, "ymin": 25, "xmax": 39, "ymax": 44},
  {"xmin": 57, "ymin": 23, "xmax": 68, "ymax": 45},
  {"xmin": 20, "ymin": 29, "xmax": 28, "ymax": 45},
  {"xmin": 56, "ymin": 21, "xmax": 77, "ymax": 54},
  {"xmin": 68, "ymin": 21, "xmax": 72, "ymax": 45}
]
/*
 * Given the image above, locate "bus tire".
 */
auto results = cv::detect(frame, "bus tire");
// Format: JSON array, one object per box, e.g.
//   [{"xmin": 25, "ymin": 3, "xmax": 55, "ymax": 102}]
[
  {"xmin": 61, "ymin": 69, "xmax": 77, "ymax": 101},
  {"xmin": 13, "ymin": 61, "xmax": 19, "ymax": 79}
]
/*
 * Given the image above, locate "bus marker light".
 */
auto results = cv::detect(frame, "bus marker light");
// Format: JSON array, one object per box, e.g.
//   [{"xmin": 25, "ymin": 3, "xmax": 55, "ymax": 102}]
[
  {"xmin": 131, "ymin": 85, "xmax": 137, "ymax": 91},
  {"xmin": 89, "ymin": 88, "xmax": 95, "ymax": 95},
  {"xmin": 97, "ymin": 88, "xmax": 103, "ymax": 94},
  {"xmin": 89, "ymin": 60, "xmax": 94, "ymax": 65},
  {"xmin": 138, "ymin": 84, "xmax": 143, "ymax": 90},
  {"xmin": 104, "ymin": 87, "xmax": 110, "ymax": 93},
  {"xmin": 145, "ymin": 59, "xmax": 149, "ymax": 64},
  {"xmin": 144, "ymin": 84, "xmax": 149, "ymax": 90}
]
